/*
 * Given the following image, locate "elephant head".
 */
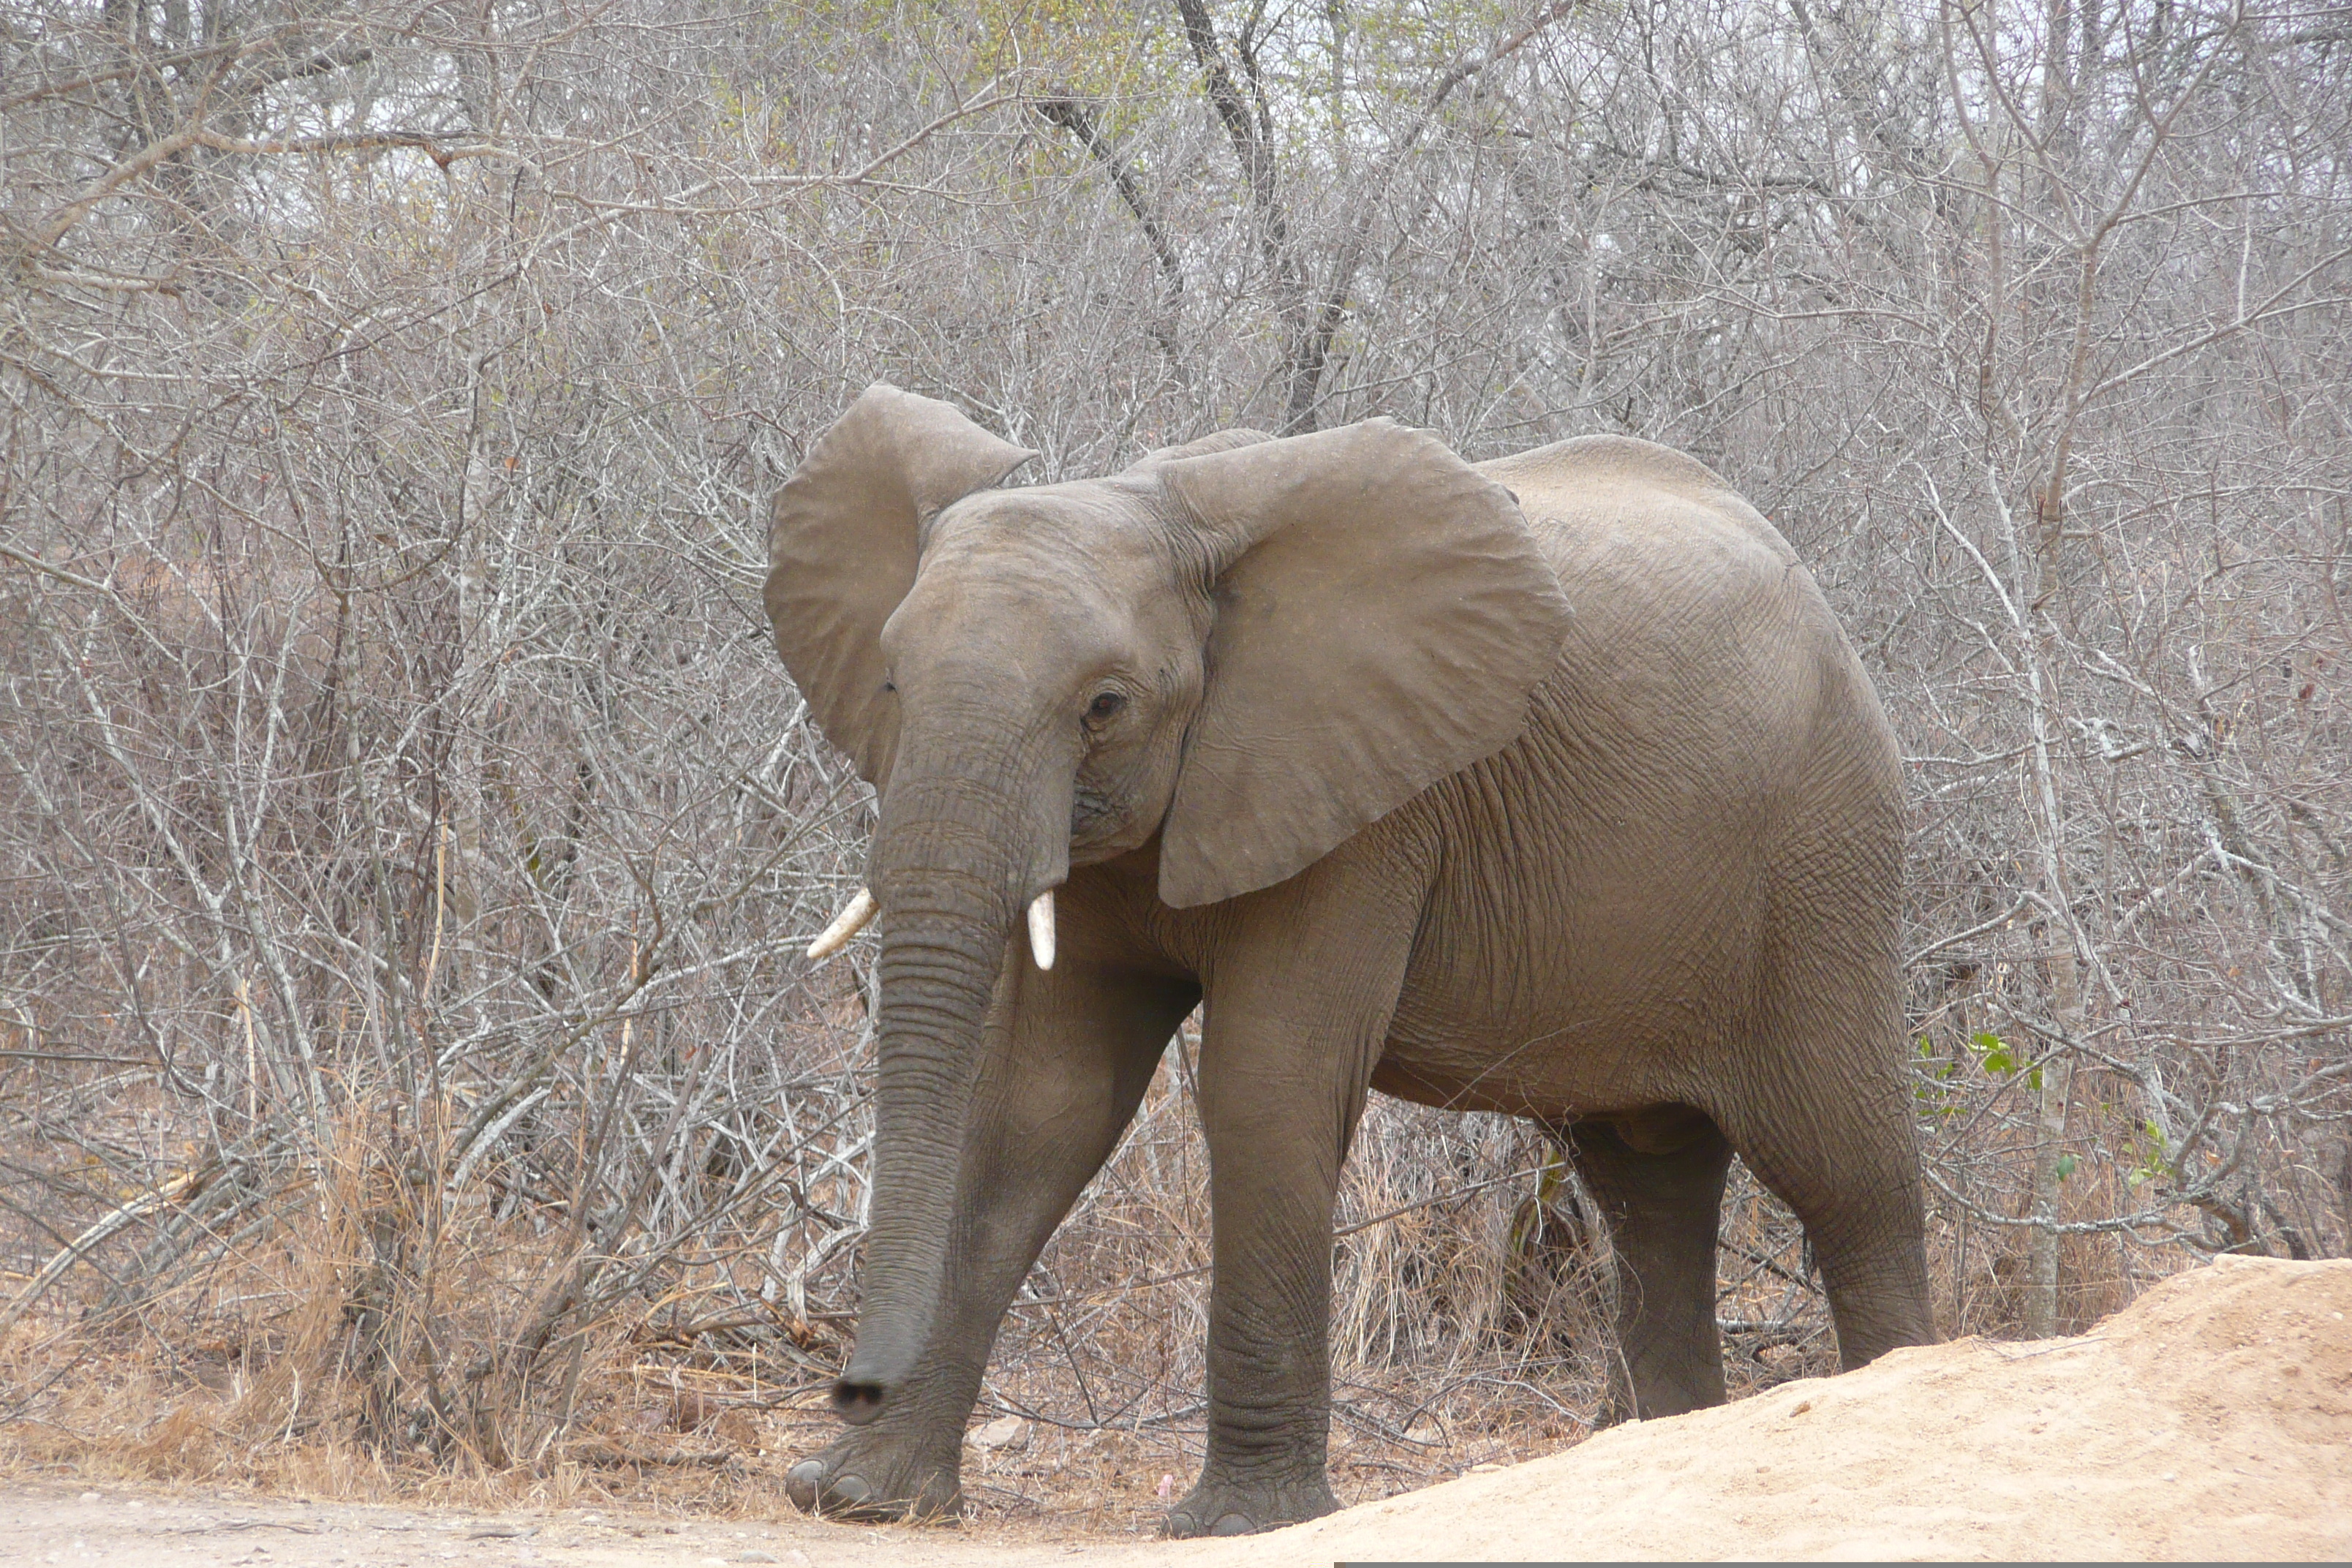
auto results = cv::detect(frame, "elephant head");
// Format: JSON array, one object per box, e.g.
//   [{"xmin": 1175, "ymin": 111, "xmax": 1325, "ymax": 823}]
[{"xmin": 764, "ymin": 384, "xmax": 1570, "ymax": 1419}]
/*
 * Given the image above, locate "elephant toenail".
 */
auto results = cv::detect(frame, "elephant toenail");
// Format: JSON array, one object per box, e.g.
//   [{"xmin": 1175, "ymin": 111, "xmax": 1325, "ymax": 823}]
[
  {"xmin": 785, "ymin": 1461, "xmax": 824, "ymax": 1512},
  {"xmin": 1209, "ymin": 1513, "xmax": 1256, "ymax": 1536},
  {"xmin": 829, "ymin": 1472, "xmax": 873, "ymax": 1508}
]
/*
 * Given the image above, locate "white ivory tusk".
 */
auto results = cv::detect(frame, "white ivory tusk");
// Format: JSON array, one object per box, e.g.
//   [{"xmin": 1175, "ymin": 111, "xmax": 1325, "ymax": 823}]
[
  {"xmin": 1028, "ymin": 889, "xmax": 1056, "ymax": 971},
  {"xmin": 806, "ymin": 887, "xmax": 877, "ymax": 961}
]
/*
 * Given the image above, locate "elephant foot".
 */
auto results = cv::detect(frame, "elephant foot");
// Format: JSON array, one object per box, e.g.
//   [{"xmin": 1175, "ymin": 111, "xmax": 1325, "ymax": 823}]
[
  {"xmin": 1161, "ymin": 1473, "xmax": 1338, "ymax": 1537},
  {"xmin": 784, "ymin": 1433, "xmax": 961, "ymax": 1523}
]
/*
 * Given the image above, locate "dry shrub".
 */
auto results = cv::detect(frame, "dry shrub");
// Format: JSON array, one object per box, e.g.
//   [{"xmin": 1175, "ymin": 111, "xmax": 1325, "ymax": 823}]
[
  {"xmin": 0, "ymin": 1043, "xmax": 1616, "ymax": 1528},
  {"xmin": 0, "ymin": 1002, "xmax": 2323, "ymax": 1531}
]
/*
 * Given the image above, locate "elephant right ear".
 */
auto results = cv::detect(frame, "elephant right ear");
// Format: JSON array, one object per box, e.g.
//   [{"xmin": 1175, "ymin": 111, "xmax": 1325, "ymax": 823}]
[{"xmin": 764, "ymin": 385, "xmax": 1036, "ymax": 787}]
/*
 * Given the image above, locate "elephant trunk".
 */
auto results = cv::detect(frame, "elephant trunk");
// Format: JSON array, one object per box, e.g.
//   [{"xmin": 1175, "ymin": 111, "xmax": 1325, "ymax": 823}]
[{"xmin": 830, "ymin": 751, "xmax": 1067, "ymax": 1422}]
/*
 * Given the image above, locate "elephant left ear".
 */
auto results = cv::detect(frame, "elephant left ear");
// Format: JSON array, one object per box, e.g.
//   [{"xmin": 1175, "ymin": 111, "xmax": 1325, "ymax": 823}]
[
  {"xmin": 1156, "ymin": 420, "xmax": 1572, "ymax": 908},
  {"xmin": 764, "ymin": 384, "xmax": 1036, "ymax": 788}
]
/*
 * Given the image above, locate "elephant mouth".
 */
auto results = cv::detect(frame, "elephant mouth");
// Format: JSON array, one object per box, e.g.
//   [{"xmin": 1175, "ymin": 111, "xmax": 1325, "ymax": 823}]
[{"xmin": 1070, "ymin": 781, "xmax": 1117, "ymax": 834}]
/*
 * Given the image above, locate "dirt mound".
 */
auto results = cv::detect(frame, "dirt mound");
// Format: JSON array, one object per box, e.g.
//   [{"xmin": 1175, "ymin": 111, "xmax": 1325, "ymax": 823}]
[{"xmin": 1220, "ymin": 1254, "xmax": 2351, "ymax": 1562}]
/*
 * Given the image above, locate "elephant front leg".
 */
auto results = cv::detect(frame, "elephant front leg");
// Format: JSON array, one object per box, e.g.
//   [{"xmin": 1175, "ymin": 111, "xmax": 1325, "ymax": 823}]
[
  {"xmin": 788, "ymin": 957, "xmax": 1194, "ymax": 1522},
  {"xmin": 785, "ymin": 1384, "xmax": 965, "ymax": 1522},
  {"xmin": 1157, "ymin": 1090, "xmax": 1345, "ymax": 1532},
  {"xmin": 1164, "ymin": 888, "xmax": 1413, "ymax": 1538},
  {"xmin": 1165, "ymin": 1157, "xmax": 1352, "ymax": 1538}
]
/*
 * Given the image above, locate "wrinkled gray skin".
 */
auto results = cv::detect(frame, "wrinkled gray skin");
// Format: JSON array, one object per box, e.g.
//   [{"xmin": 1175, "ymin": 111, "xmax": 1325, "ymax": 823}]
[{"xmin": 762, "ymin": 386, "xmax": 1934, "ymax": 1537}]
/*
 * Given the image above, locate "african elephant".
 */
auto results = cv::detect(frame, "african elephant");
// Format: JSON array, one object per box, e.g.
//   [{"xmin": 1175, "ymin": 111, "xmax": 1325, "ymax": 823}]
[{"xmin": 761, "ymin": 385, "xmax": 1934, "ymax": 1536}]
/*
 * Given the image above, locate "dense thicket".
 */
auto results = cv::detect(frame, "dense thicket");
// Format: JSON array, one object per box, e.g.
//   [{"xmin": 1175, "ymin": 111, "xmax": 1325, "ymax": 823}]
[{"xmin": 2, "ymin": 0, "xmax": 2346, "ymax": 1512}]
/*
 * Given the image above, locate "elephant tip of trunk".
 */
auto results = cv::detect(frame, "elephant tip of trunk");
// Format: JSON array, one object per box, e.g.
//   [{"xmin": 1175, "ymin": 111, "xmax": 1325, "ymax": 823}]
[{"xmin": 832, "ymin": 1378, "xmax": 889, "ymax": 1425}]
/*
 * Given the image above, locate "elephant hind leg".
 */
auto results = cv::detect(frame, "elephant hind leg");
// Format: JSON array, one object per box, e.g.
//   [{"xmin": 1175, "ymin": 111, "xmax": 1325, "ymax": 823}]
[
  {"xmin": 1716, "ymin": 1071, "xmax": 1935, "ymax": 1371},
  {"xmin": 1565, "ymin": 1110, "xmax": 1735, "ymax": 1420}
]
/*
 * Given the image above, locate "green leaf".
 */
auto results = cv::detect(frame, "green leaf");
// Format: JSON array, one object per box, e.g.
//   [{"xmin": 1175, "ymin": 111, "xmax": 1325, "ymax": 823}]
[{"xmin": 1969, "ymin": 1031, "xmax": 2021, "ymax": 1076}]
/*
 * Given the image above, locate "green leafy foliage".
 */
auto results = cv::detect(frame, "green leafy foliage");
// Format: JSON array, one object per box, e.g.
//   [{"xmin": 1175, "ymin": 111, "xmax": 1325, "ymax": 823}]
[
  {"xmin": 2127, "ymin": 1122, "xmax": 2173, "ymax": 1188},
  {"xmin": 1913, "ymin": 1038, "xmax": 1963, "ymax": 1116},
  {"xmin": 1967, "ymin": 1030, "xmax": 2042, "ymax": 1092}
]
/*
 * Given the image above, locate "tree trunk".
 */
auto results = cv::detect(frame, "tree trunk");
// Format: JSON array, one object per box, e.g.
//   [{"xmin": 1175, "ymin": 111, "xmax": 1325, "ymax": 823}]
[{"xmin": 2024, "ymin": 943, "xmax": 2081, "ymax": 1338}]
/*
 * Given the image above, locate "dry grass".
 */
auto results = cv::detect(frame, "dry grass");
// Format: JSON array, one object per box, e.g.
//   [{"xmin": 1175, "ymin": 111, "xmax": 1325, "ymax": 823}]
[{"xmin": 0, "ymin": 1005, "xmax": 2211, "ymax": 1537}]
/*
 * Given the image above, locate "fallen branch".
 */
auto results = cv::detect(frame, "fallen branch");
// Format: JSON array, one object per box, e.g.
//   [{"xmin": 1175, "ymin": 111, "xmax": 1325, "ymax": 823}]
[{"xmin": 0, "ymin": 1167, "xmax": 211, "ymax": 1334}]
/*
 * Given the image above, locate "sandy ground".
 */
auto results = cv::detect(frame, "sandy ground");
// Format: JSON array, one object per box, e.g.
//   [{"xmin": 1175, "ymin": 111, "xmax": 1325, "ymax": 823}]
[{"xmin": 7, "ymin": 1254, "xmax": 2347, "ymax": 1564}]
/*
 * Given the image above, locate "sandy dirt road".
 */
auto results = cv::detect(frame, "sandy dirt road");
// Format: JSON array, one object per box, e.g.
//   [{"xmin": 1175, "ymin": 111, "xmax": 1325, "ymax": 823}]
[{"xmin": 8, "ymin": 1255, "xmax": 2347, "ymax": 1564}]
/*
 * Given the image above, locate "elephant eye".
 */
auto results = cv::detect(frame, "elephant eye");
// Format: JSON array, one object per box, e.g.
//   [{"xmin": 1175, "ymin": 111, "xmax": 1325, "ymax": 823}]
[{"xmin": 1086, "ymin": 690, "xmax": 1126, "ymax": 723}]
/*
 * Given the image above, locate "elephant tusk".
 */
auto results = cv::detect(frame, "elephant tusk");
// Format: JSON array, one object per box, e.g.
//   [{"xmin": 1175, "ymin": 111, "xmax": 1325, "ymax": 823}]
[
  {"xmin": 1028, "ymin": 889, "xmax": 1056, "ymax": 971},
  {"xmin": 807, "ymin": 887, "xmax": 877, "ymax": 961}
]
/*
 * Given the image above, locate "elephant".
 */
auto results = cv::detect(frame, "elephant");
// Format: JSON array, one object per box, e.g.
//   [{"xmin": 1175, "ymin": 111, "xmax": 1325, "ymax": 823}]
[{"xmin": 760, "ymin": 384, "xmax": 1935, "ymax": 1537}]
